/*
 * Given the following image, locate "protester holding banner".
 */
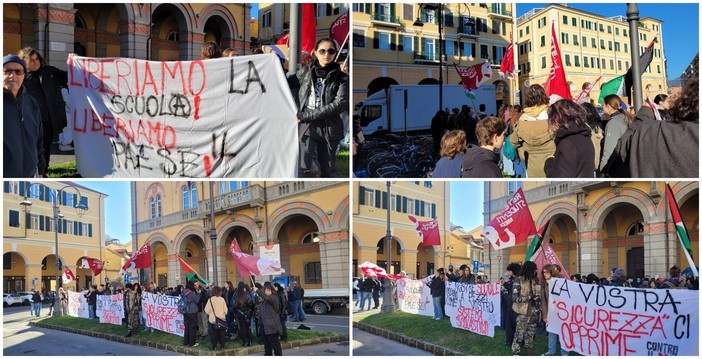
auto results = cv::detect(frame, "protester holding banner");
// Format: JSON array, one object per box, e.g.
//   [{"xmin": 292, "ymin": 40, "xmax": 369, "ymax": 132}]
[
  {"xmin": 204, "ymin": 286, "xmax": 228, "ymax": 351},
  {"xmin": 539, "ymin": 264, "xmax": 569, "ymax": 356},
  {"xmin": 287, "ymin": 38, "xmax": 349, "ymax": 178},
  {"xmin": 84, "ymin": 285, "xmax": 98, "ymax": 319},
  {"xmin": 510, "ymin": 84, "xmax": 554, "ymax": 178},
  {"xmin": 511, "ymin": 261, "xmax": 539, "ymax": 356},
  {"xmin": 123, "ymin": 283, "xmax": 140, "ymax": 337},
  {"xmin": 429, "ymin": 269, "xmax": 446, "ymax": 320},
  {"xmin": 254, "ymin": 283, "xmax": 284, "ymax": 356},
  {"xmin": 544, "ymin": 99, "xmax": 595, "ymax": 178}
]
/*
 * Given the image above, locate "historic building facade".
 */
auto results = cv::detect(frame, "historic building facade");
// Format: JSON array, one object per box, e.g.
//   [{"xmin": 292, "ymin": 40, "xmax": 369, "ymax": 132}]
[
  {"xmin": 257, "ymin": 3, "xmax": 349, "ymax": 45},
  {"xmin": 131, "ymin": 181, "xmax": 349, "ymax": 290},
  {"xmin": 352, "ymin": 3, "xmax": 514, "ymax": 106},
  {"xmin": 3, "ymin": 3, "xmax": 251, "ymax": 69},
  {"xmin": 483, "ymin": 181, "xmax": 698, "ymax": 281},
  {"xmin": 516, "ymin": 4, "xmax": 668, "ymax": 102},
  {"xmin": 353, "ymin": 181, "xmax": 484, "ymax": 279},
  {"xmin": 3, "ymin": 181, "xmax": 107, "ymax": 293}
]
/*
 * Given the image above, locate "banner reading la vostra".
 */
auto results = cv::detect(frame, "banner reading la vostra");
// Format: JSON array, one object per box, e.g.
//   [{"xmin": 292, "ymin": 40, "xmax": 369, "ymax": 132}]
[
  {"xmin": 67, "ymin": 54, "xmax": 298, "ymax": 178},
  {"xmin": 444, "ymin": 282, "xmax": 501, "ymax": 337},
  {"xmin": 548, "ymin": 278, "xmax": 699, "ymax": 356}
]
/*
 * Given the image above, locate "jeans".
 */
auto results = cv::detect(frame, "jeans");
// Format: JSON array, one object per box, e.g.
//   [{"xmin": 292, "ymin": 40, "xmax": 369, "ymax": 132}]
[
  {"xmin": 290, "ymin": 300, "xmax": 305, "ymax": 321},
  {"xmin": 547, "ymin": 331, "xmax": 570, "ymax": 355},
  {"xmin": 295, "ymin": 299, "xmax": 306, "ymax": 321},
  {"xmin": 32, "ymin": 302, "xmax": 41, "ymax": 316},
  {"xmin": 432, "ymin": 296, "xmax": 443, "ymax": 319},
  {"xmin": 359, "ymin": 292, "xmax": 371, "ymax": 310},
  {"xmin": 88, "ymin": 304, "xmax": 95, "ymax": 319}
]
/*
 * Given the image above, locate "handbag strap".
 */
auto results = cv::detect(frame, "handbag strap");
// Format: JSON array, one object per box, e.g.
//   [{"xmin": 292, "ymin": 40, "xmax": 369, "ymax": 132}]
[{"xmin": 209, "ymin": 298, "xmax": 222, "ymax": 321}]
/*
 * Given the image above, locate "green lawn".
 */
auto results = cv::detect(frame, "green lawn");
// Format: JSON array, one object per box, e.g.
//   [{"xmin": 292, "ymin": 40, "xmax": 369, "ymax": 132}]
[
  {"xmin": 38, "ymin": 315, "xmax": 334, "ymax": 351},
  {"xmin": 357, "ymin": 312, "xmax": 577, "ymax": 356},
  {"xmin": 46, "ymin": 161, "xmax": 79, "ymax": 178},
  {"xmin": 336, "ymin": 149, "xmax": 350, "ymax": 177}
]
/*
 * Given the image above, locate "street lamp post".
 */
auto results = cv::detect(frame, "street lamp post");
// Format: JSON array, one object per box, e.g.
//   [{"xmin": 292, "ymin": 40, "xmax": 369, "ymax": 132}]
[
  {"xmin": 21, "ymin": 184, "xmax": 87, "ymax": 318},
  {"xmin": 208, "ymin": 182, "xmax": 218, "ymax": 286},
  {"xmin": 414, "ymin": 4, "xmax": 446, "ymax": 113},
  {"xmin": 381, "ymin": 181, "xmax": 396, "ymax": 313},
  {"xmin": 626, "ymin": 3, "xmax": 643, "ymax": 111}
]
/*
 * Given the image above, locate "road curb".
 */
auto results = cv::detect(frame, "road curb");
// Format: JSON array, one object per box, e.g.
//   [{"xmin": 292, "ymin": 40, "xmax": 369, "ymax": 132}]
[
  {"xmin": 354, "ymin": 321, "xmax": 462, "ymax": 356},
  {"xmin": 33, "ymin": 321, "xmax": 349, "ymax": 356}
]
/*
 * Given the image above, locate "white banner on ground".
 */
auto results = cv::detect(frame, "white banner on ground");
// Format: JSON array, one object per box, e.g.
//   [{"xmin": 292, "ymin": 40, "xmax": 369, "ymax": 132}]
[
  {"xmin": 141, "ymin": 292, "xmax": 184, "ymax": 337},
  {"xmin": 548, "ymin": 278, "xmax": 699, "ymax": 356},
  {"xmin": 396, "ymin": 278, "xmax": 433, "ymax": 317},
  {"xmin": 67, "ymin": 54, "xmax": 299, "ymax": 178},
  {"xmin": 444, "ymin": 282, "xmax": 501, "ymax": 337},
  {"xmin": 96, "ymin": 293, "xmax": 124, "ymax": 325},
  {"xmin": 67, "ymin": 290, "xmax": 89, "ymax": 318}
]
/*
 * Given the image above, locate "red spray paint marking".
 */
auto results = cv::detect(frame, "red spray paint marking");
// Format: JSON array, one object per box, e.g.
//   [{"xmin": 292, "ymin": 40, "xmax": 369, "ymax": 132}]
[
  {"xmin": 193, "ymin": 95, "xmax": 201, "ymax": 120},
  {"xmin": 203, "ymin": 155, "xmax": 213, "ymax": 177}
]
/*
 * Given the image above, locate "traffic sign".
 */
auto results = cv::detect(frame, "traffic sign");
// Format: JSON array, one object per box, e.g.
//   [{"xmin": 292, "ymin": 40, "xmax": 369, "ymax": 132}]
[{"xmin": 473, "ymin": 260, "xmax": 479, "ymax": 273}]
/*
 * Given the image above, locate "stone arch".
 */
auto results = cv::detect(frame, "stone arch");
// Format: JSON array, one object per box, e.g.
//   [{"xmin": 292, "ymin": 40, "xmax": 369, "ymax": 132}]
[
  {"xmin": 4, "ymin": 250, "xmax": 29, "ymax": 267},
  {"xmin": 216, "ymin": 214, "xmax": 262, "ymax": 248},
  {"xmin": 198, "ymin": 4, "xmax": 237, "ymax": 39},
  {"xmin": 352, "ymin": 234, "xmax": 362, "ymax": 247},
  {"xmin": 268, "ymin": 201, "xmax": 330, "ymax": 240},
  {"xmin": 656, "ymin": 182, "xmax": 699, "ymax": 215},
  {"xmin": 418, "ymin": 78, "xmax": 439, "ymax": 85},
  {"xmin": 367, "ymin": 76, "xmax": 399, "ymax": 96},
  {"xmin": 173, "ymin": 224, "xmax": 206, "ymax": 253},
  {"xmin": 331, "ymin": 197, "xmax": 350, "ymax": 231},
  {"xmin": 145, "ymin": 232, "xmax": 173, "ymax": 253},
  {"xmin": 376, "ymin": 235, "xmax": 406, "ymax": 252},
  {"xmin": 536, "ymin": 202, "xmax": 578, "ymax": 230},
  {"xmin": 151, "ymin": 3, "xmax": 195, "ymax": 60},
  {"xmin": 587, "ymin": 188, "xmax": 657, "ymax": 230}
]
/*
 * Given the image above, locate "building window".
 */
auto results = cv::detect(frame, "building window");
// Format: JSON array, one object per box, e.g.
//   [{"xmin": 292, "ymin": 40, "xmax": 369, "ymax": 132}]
[
  {"xmin": 66, "ymin": 220, "xmax": 74, "ymax": 235},
  {"xmin": 573, "ymin": 34, "xmax": 578, "ymax": 45},
  {"xmin": 624, "ymin": 43, "xmax": 628, "ymax": 53},
  {"xmin": 302, "ymin": 233, "xmax": 320, "ymax": 244},
  {"xmin": 571, "ymin": 17, "xmax": 576, "ymax": 26},
  {"xmin": 9, "ymin": 210, "xmax": 20, "ymax": 227},
  {"xmin": 304, "ymin": 262, "xmax": 322, "ymax": 284},
  {"xmin": 353, "ymin": 29, "xmax": 365, "ymax": 48},
  {"xmin": 562, "ymin": 15, "xmax": 567, "ymax": 25},
  {"xmin": 565, "ymin": 54, "xmax": 571, "ymax": 66},
  {"xmin": 584, "ymin": 57, "xmax": 589, "ymax": 68},
  {"xmin": 182, "ymin": 186, "xmax": 190, "ymax": 210},
  {"xmin": 541, "ymin": 56, "xmax": 546, "ymax": 69},
  {"xmin": 407, "ymin": 198, "xmax": 415, "ymax": 215},
  {"xmin": 608, "ymin": 41, "xmax": 612, "ymax": 51},
  {"xmin": 627, "ymin": 221, "xmax": 645, "ymax": 236},
  {"xmin": 402, "ymin": 35, "xmax": 413, "ymax": 52},
  {"xmin": 166, "ymin": 31, "xmax": 179, "ymax": 42},
  {"xmin": 364, "ymin": 190, "xmax": 375, "ymax": 207},
  {"xmin": 262, "ymin": 12, "xmax": 272, "ymax": 28},
  {"xmin": 540, "ymin": 35, "xmax": 545, "ymax": 47},
  {"xmin": 561, "ymin": 32, "xmax": 568, "ymax": 45},
  {"xmin": 591, "ymin": 38, "xmax": 596, "ymax": 48},
  {"xmin": 378, "ymin": 32, "xmax": 390, "ymax": 50},
  {"xmin": 607, "ymin": 25, "xmax": 612, "ymax": 34},
  {"xmin": 618, "ymin": 60, "xmax": 622, "ymax": 71},
  {"xmin": 616, "ymin": 28, "xmax": 620, "ymax": 36},
  {"xmin": 526, "ymin": 26, "xmax": 529, "ymax": 34},
  {"xmin": 190, "ymin": 183, "xmax": 198, "ymax": 208},
  {"xmin": 150, "ymin": 197, "xmax": 156, "ymax": 219},
  {"xmin": 423, "ymin": 181, "xmax": 432, "ymax": 188},
  {"xmin": 600, "ymin": 39, "xmax": 605, "ymax": 49},
  {"xmin": 601, "ymin": 58, "xmax": 606, "ymax": 69},
  {"xmin": 574, "ymin": 55, "xmax": 580, "ymax": 67},
  {"xmin": 615, "ymin": 42, "xmax": 620, "ymax": 52},
  {"xmin": 519, "ymin": 29, "xmax": 522, "ymax": 37},
  {"xmin": 425, "ymin": 38, "xmax": 436, "ymax": 57},
  {"xmin": 624, "ymin": 29, "xmax": 627, "ymax": 36},
  {"xmin": 445, "ymin": 41, "xmax": 454, "ymax": 57},
  {"xmin": 610, "ymin": 59, "xmax": 614, "ymax": 69},
  {"xmin": 480, "ymin": 44, "xmax": 488, "ymax": 59},
  {"xmin": 82, "ymin": 223, "xmax": 89, "ymax": 236},
  {"xmin": 424, "ymin": 202, "xmax": 432, "ymax": 217},
  {"xmin": 599, "ymin": 23, "xmax": 604, "ymax": 32},
  {"xmin": 581, "ymin": 36, "xmax": 586, "ymax": 47},
  {"xmin": 657, "ymin": 64, "xmax": 661, "ymax": 74},
  {"xmin": 390, "ymin": 195, "xmax": 397, "ymax": 212},
  {"xmin": 462, "ymin": 42, "xmax": 475, "ymax": 57}
]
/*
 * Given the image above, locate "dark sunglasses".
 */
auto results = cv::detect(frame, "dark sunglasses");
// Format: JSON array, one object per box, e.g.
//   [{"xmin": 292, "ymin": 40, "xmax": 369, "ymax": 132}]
[
  {"xmin": 317, "ymin": 48, "xmax": 337, "ymax": 55},
  {"xmin": 4, "ymin": 69, "xmax": 24, "ymax": 76}
]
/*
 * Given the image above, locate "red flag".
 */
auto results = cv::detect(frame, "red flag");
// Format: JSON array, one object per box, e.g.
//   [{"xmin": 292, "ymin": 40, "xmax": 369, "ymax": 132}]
[
  {"xmin": 531, "ymin": 241, "xmax": 570, "ymax": 280},
  {"xmin": 500, "ymin": 33, "xmax": 515, "ymax": 80},
  {"xmin": 408, "ymin": 216, "xmax": 441, "ymax": 246},
  {"xmin": 329, "ymin": 11, "xmax": 349, "ymax": 49},
  {"xmin": 276, "ymin": 33, "xmax": 289, "ymax": 45},
  {"xmin": 79, "ymin": 257, "xmax": 104, "ymax": 276},
  {"xmin": 121, "ymin": 242, "xmax": 151, "ymax": 273},
  {"xmin": 454, "ymin": 62, "xmax": 493, "ymax": 91},
  {"xmin": 62, "ymin": 266, "xmax": 76, "ymax": 284},
  {"xmin": 229, "ymin": 238, "xmax": 285, "ymax": 277},
  {"xmin": 544, "ymin": 22, "xmax": 572, "ymax": 100},
  {"xmin": 573, "ymin": 76, "xmax": 601, "ymax": 104},
  {"xmin": 301, "ymin": 3, "xmax": 316, "ymax": 54},
  {"xmin": 358, "ymin": 261, "xmax": 404, "ymax": 280},
  {"xmin": 645, "ymin": 97, "xmax": 663, "ymax": 121},
  {"xmin": 481, "ymin": 188, "xmax": 537, "ymax": 249}
]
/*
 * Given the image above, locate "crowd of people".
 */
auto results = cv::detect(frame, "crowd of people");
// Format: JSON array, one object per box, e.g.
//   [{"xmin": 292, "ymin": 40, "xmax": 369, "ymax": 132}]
[
  {"xmin": 430, "ymin": 79, "xmax": 699, "ymax": 178},
  {"xmin": 4, "ymin": 38, "xmax": 349, "ymax": 179}
]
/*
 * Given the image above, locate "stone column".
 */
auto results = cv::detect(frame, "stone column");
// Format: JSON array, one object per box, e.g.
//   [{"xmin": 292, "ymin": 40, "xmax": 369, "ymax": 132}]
[
  {"xmin": 644, "ymin": 221, "xmax": 677, "ymax": 277},
  {"xmin": 26, "ymin": 264, "xmax": 43, "ymax": 292},
  {"xmin": 167, "ymin": 253, "xmax": 180, "ymax": 287},
  {"xmin": 34, "ymin": 4, "xmax": 75, "ymax": 71},
  {"xmin": 356, "ymin": 245, "xmax": 378, "ymax": 270},
  {"xmin": 401, "ymin": 249, "xmax": 418, "ymax": 277},
  {"xmin": 120, "ymin": 21, "xmax": 150, "ymax": 59},
  {"xmin": 578, "ymin": 229, "xmax": 604, "ymax": 276},
  {"xmin": 242, "ymin": 5, "xmax": 251, "ymax": 55},
  {"xmin": 318, "ymin": 230, "xmax": 349, "ymax": 289},
  {"xmin": 185, "ymin": 32, "xmax": 205, "ymax": 60}
]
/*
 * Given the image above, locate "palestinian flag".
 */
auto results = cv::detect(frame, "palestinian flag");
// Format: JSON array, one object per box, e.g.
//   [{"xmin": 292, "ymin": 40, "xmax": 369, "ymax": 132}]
[
  {"xmin": 666, "ymin": 184, "xmax": 699, "ymax": 277},
  {"xmin": 525, "ymin": 218, "xmax": 550, "ymax": 261},
  {"xmin": 598, "ymin": 75, "xmax": 625, "ymax": 104},
  {"xmin": 177, "ymin": 256, "xmax": 209, "ymax": 285},
  {"xmin": 624, "ymin": 38, "xmax": 656, "ymax": 99}
]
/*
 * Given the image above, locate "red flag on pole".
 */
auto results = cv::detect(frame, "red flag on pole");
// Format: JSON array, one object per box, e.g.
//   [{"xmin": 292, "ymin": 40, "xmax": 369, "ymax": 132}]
[
  {"xmin": 408, "ymin": 216, "xmax": 441, "ymax": 246},
  {"xmin": 500, "ymin": 33, "xmax": 515, "ymax": 80},
  {"xmin": 121, "ymin": 242, "xmax": 152, "ymax": 273},
  {"xmin": 79, "ymin": 257, "xmax": 104, "ymax": 276},
  {"xmin": 329, "ymin": 11, "xmax": 349, "ymax": 49},
  {"xmin": 301, "ymin": 3, "xmax": 316, "ymax": 54},
  {"xmin": 573, "ymin": 76, "xmax": 602, "ymax": 104},
  {"xmin": 531, "ymin": 241, "xmax": 570, "ymax": 280},
  {"xmin": 62, "ymin": 266, "xmax": 76, "ymax": 284},
  {"xmin": 481, "ymin": 188, "xmax": 537, "ymax": 249},
  {"xmin": 454, "ymin": 62, "xmax": 493, "ymax": 91},
  {"xmin": 645, "ymin": 97, "xmax": 663, "ymax": 121},
  {"xmin": 229, "ymin": 238, "xmax": 285, "ymax": 277},
  {"xmin": 358, "ymin": 261, "xmax": 404, "ymax": 280},
  {"xmin": 276, "ymin": 33, "xmax": 289, "ymax": 45},
  {"xmin": 544, "ymin": 22, "xmax": 572, "ymax": 100}
]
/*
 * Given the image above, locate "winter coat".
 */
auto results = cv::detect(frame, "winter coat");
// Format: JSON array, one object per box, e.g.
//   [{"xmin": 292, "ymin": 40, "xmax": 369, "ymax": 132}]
[
  {"xmin": 544, "ymin": 126, "xmax": 595, "ymax": 178},
  {"xmin": 464, "ymin": 114, "xmax": 479, "ymax": 145},
  {"xmin": 510, "ymin": 105, "xmax": 555, "ymax": 177},
  {"xmin": 3, "ymin": 88, "xmax": 45, "ymax": 177},
  {"xmin": 458, "ymin": 274, "xmax": 476, "ymax": 284},
  {"xmin": 429, "ymin": 276, "xmax": 445, "ymax": 298},
  {"xmin": 599, "ymin": 112, "xmax": 629, "ymax": 174},
  {"xmin": 433, "ymin": 154, "xmax": 463, "ymax": 178},
  {"xmin": 23, "ymin": 65, "xmax": 68, "ymax": 135},
  {"xmin": 204, "ymin": 296, "xmax": 228, "ymax": 324},
  {"xmin": 258, "ymin": 290, "xmax": 283, "ymax": 336},
  {"xmin": 84, "ymin": 290, "xmax": 97, "ymax": 306},
  {"xmin": 231, "ymin": 292, "xmax": 254, "ymax": 318},
  {"xmin": 462, "ymin": 145, "xmax": 502, "ymax": 178},
  {"xmin": 616, "ymin": 119, "xmax": 699, "ymax": 178},
  {"xmin": 288, "ymin": 60, "xmax": 349, "ymax": 143},
  {"xmin": 277, "ymin": 290, "xmax": 289, "ymax": 317},
  {"xmin": 184, "ymin": 289, "xmax": 201, "ymax": 314},
  {"xmin": 361, "ymin": 277, "xmax": 375, "ymax": 293},
  {"xmin": 511, "ymin": 276, "xmax": 537, "ymax": 317}
]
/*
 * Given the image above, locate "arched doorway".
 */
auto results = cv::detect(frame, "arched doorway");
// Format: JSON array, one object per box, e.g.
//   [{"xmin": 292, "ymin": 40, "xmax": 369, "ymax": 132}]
[
  {"xmin": 3, "ymin": 252, "xmax": 27, "ymax": 292},
  {"xmin": 203, "ymin": 14, "xmax": 232, "ymax": 50},
  {"xmin": 151, "ymin": 4, "xmax": 190, "ymax": 60},
  {"xmin": 418, "ymin": 78, "xmax": 439, "ymax": 85},
  {"xmin": 545, "ymin": 214, "xmax": 578, "ymax": 275},
  {"xmin": 41, "ymin": 255, "xmax": 64, "ymax": 292},
  {"xmin": 75, "ymin": 257, "xmax": 94, "ymax": 290},
  {"xmin": 677, "ymin": 192, "xmax": 699, "ymax": 272},
  {"xmin": 277, "ymin": 215, "xmax": 322, "ymax": 289},
  {"xmin": 223, "ymin": 226, "xmax": 255, "ymax": 282},
  {"xmin": 151, "ymin": 241, "xmax": 170, "ymax": 288},
  {"xmin": 367, "ymin": 76, "xmax": 399, "ymax": 96},
  {"xmin": 599, "ymin": 203, "xmax": 645, "ymax": 279},
  {"xmin": 376, "ymin": 237, "xmax": 401, "ymax": 275},
  {"xmin": 179, "ymin": 235, "xmax": 207, "ymax": 285},
  {"xmin": 416, "ymin": 243, "xmax": 435, "ymax": 279}
]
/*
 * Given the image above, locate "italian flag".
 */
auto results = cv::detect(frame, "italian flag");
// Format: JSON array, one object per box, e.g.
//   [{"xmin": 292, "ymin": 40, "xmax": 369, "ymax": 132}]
[
  {"xmin": 666, "ymin": 183, "xmax": 699, "ymax": 277},
  {"xmin": 177, "ymin": 256, "xmax": 210, "ymax": 285},
  {"xmin": 597, "ymin": 75, "xmax": 625, "ymax": 104}
]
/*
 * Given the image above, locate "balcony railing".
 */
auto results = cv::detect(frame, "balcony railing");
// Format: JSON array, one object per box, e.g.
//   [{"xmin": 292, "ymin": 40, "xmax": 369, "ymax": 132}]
[
  {"xmin": 489, "ymin": 5, "xmax": 512, "ymax": 18},
  {"xmin": 414, "ymin": 52, "xmax": 440, "ymax": 63},
  {"xmin": 136, "ymin": 208, "xmax": 200, "ymax": 232},
  {"xmin": 457, "ymin": 24, "xmax": 478, "ymax": 37},
  {"xmin": 200, "ymin": 185, "xmax": 265, "ymax": 216},
  {"xmin": 371, "ymin": 13, "xmax": 399, "ymax": 24},
  {"xmin": 267, "ymin": 181, "xmax": 344, "ymax": 201}
]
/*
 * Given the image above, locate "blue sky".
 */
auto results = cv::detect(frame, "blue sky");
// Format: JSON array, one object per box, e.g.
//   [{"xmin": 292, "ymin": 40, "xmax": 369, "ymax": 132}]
[
  {"xmin": 251, "ymin": 4, "xmax": 258, "ymax": 19},
  {"xmin": 74, "ymin": 181, "xmax": 131, "ymax": 244},
  {"xmin": 517, "ymin": 3, "xmax": 699, "ymax": 79},
  {"xmin": 449, "ymin": 182, "xmax": 485, "ymax": 231}
]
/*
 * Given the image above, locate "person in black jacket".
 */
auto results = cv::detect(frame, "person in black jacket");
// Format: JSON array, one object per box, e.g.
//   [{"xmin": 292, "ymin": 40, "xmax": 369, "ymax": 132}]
[
  {"xmin": 360, "ymin": 275, "xmax": 375, "ymax": 311},
  {"xmin": 3, "ymin": 54, "xmax": 45, "ymax": 178},
  {"xmin": 84, "ymin": 285, "xmax": 98, "ymax": 319},
  {"xmin": 274, "ymin": 283, "xmax": 289, "ymax": 342},
  {"xmin": 430, "ymin": 110, "xmax": 448, "ymax": 155},
  {"xmin": 287, "ymin": 38, "xmax": 349, "ymax": 178},
  {"xmin": 231, "ymin": 283, "xmax": 253, "ymax": 347},
  {"xmin": 544, "ymin": 99, "xmax": 595, "ymax": 178},
  {"xmin": 502, "ymin": 262, "xmax": 521, "ymax": 346},
  {"xmin": 254, "ymin": 283, "xmax": 283, "ymax": 356},
  {"xmin": 371, "ymin": 276, "xmax": 382, "ymax": 309},
  {"xmin": 19, "ymin": 47, "xmax": 68, "ymax": 174},
  {"xmin": 462, "ymin": 116, "xmax": 506, "ymax": 178},
  {"xmin": 429, "ymin": 268, "xmax": 446, "ymax": 320}
]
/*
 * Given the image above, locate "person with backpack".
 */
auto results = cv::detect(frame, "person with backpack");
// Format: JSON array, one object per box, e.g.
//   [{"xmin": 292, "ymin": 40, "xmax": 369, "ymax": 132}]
[
  {"xmin": 660, "ymin": 265, "xmax": 688, "ymax": 290},
  {"xmin": 231, "ymin": 282, "xmax": 253, "ymax": 347},
  {"xmin": 182, "ymin": 281, "xmax": 202, "ymax": 347}
]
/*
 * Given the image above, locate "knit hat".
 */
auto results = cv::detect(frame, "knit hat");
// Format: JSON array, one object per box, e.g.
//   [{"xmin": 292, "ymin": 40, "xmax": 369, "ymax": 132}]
[
  {"xmin": 459, "ymin": 264, "xmax": 468, "ymax": 271},
  {"xmin": 3, "ymin": 54, "xmax": 26, "ymax": 73},
  {"xmin": 613, "ymin": 268, "xmax": 626, "ymax": 280}
]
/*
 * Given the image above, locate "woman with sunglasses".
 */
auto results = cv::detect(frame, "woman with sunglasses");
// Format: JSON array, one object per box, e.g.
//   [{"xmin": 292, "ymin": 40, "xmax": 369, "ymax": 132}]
[{"xmin": 287, "ymin": 38, "xmax": 349, "ymax": 178}]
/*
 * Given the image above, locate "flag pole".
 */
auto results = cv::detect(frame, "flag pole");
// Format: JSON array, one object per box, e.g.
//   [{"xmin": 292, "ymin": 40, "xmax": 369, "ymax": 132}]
[{"xmin": 335, "ymin": 32, "xmax": 350, "ymax": 62}]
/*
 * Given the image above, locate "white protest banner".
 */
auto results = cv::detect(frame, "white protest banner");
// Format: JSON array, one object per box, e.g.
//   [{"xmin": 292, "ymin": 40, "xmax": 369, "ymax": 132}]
[
  {"xmin": 67, "ymin": 54, "xmax": 299, "ymax": 178},
  {"xmin": 67, "ymin": 290, "xmax": 89, "ymax": 318},
  {"xmin": 548, "ymin": 278, "xmax": 699, "ymax": 356},
  {"xmin": 96, "ymin": 293, "xmax": 124, "ymax": 325},
  {"xmin": 258, "ymin": 244, "xmax": 283, "ymax": 275},
  {"xmin": 141, "ymin": 292, "xmax": 184, "ymax": 337},
  {"xmin": 396, "ymin": 278, "xmax": 433, "ymax": 317},
  {"xmin": 444, "ymin": 282, "xmax": 501, "ymax": 337}
]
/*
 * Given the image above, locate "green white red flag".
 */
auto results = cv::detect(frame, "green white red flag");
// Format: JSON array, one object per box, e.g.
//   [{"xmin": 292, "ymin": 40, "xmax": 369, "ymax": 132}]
[{"xmin": 666, "ymin": 183, "xmax": 698, "ymax": 277}]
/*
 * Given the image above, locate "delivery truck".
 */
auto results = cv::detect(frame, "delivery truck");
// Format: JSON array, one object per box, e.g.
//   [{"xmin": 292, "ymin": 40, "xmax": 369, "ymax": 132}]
[{"xmin": 358, "ymin": 84, "xmax": 497, "ymax": 136}]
